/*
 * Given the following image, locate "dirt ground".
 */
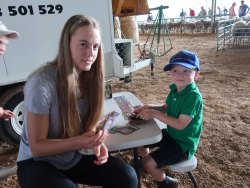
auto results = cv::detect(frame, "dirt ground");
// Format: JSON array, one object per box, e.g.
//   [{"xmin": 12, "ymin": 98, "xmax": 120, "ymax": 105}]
[{"xmin": 0, "ymin": 33, "xmax": 249, "ymax": 188}]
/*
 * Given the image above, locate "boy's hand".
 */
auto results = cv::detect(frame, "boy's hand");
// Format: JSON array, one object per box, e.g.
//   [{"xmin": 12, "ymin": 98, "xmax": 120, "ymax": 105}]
[
  {"xmin": 137, "ymin": 109, "xmax": 158, "ymax": 120},
  {"xmin": 133, "ymin": 105, "xmax": 150, "ymax": 114}
]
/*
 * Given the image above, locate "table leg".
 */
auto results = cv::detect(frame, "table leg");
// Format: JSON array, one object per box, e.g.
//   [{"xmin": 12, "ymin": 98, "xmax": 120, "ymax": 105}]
[{"xmin": 133, "ymin": 148, "xmax": 141, "ymax": 188}]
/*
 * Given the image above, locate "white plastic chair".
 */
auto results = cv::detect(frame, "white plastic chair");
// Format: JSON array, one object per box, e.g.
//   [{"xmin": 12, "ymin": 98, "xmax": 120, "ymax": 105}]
[{"xmin": 168, "ymin": 156, "xmax": 198, "ymax": 188}]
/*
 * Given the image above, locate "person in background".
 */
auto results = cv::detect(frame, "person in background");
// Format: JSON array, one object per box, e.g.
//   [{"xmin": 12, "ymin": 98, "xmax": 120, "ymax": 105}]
[
  {"xmin": 208, "ymin": 7, "xmax": 213, "ymax": 18},
  {"xmin": 223, "ymin": 7, "xmax": 228, "ymax": 16},
  {"xmin": 134, "ymin": 50, "xmax": 203, "ymax": 188},
  {"xmin": 199, "ymin": 6, "xmax": 207, "ymax": 18},
  {"xmin": 229, "ymin": 2, "xmax": 237, "ymax": 18},
  {"xmin": 217, "ymin": 6, "xmax": 223, "ymax": 16},
  {"xmin": 16, "ymin": 14, "xmax": 138, "ymax": 188},
  {"xmin": 0, "ymin": 21, "xmax": 19, "ymax": 120},
  {"xmin": 180, "ymin": 9, "xmax": 187, "ymax": 18},
  {"xmin": 189, "ymin": 8, "xmax": 195, "ymax": 17},
  {"xmin": 0, "ymin": 107, "xmax": 13, "ymax": 120},
  {"xmin": 147, "ymin": 13, "xmax": 154, "ymax": 22},
  {"xmin": 239, "ymin": 0, "xmax": 249, "ymax": 17}
]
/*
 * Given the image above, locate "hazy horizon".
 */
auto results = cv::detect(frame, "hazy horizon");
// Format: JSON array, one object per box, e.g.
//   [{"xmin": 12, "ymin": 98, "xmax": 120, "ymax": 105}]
[{"xmin": 137, "ymin": 0, "xmax": 244, "ymax": 20}]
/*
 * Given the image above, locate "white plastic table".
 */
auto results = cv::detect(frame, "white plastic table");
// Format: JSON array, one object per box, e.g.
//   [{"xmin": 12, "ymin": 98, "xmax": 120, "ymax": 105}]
[
  {"xmin": 104, "ymin": 92, "xmax": 163, "ymax": 151},
  {"xmin": 79, "ymin": 91, "xmax": 163, "ymax": 154}
]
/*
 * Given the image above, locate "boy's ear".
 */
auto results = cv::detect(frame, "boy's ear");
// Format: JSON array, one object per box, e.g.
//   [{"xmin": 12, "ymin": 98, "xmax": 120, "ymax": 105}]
[{"xmin": 194, "ymin": 71, "xmax": 200, "ymax": 79}]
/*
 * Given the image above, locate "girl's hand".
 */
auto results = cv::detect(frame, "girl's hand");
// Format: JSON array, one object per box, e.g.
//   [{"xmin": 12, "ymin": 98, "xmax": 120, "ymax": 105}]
[
  {"xmin": 93, "ymin": 143, "xmax": 108, "ymax": 165},
  {"xmin": 80, "ymin": 129, "xmax": 108, "ymax": 149}
]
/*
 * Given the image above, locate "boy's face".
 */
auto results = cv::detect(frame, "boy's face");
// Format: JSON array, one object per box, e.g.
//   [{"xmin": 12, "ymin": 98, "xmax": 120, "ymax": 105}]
[
  {"xmin": 170, "ymin": 64, "xmax": 199, "ymax": 91},
  {"xmin": 0, "ymin": 35, "xmax": 9, "ymax": 56}
]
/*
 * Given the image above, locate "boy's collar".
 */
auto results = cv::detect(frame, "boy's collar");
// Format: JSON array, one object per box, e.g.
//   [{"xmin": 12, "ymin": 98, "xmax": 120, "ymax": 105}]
[{"xmin": 170, "ymin": 82, "xmax": 196, "ymax": 95}]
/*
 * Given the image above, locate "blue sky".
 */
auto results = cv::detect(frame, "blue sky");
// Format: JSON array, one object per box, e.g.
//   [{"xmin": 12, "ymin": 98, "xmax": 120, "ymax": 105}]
[{"xmin": 137, "ymin": 0, "xmax": 244, "ymax": 20}]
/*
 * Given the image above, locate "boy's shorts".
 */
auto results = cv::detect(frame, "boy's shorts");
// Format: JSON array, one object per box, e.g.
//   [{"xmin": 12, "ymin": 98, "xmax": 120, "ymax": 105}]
[{"xmin": 148, "ymin": 129, "xmax": 188, "ymax": 168}]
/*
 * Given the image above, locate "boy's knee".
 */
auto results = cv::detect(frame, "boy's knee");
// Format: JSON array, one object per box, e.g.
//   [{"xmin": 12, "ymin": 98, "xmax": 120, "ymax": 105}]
[{"xmin": 141, "ymin": 155, "xmax": 156, "ymax": 172}]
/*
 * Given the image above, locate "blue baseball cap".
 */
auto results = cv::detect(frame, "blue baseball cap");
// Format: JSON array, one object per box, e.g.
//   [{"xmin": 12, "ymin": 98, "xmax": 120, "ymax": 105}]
[{"xmin": 163, "ymin": 50, "xmax": 200, "ymax": 71}]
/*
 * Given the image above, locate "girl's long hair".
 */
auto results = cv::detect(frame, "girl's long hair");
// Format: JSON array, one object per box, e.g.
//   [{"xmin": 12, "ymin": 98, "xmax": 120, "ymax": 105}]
[{"xmin": 51, "ymin": 14, "xmax": 104, "ymax": 137}]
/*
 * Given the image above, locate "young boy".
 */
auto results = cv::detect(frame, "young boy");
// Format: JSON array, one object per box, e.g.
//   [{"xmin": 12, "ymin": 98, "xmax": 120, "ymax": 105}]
[
  {"xmin": 0, "ymin": 21, "xmax": 19, "ymax": 120},
  {"xmin": 135, "ymin": 49, "xmax": 203, "ymax": 188}
]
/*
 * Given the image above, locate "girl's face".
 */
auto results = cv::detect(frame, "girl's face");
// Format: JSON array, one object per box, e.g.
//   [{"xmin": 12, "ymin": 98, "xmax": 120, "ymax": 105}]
[
  {"xmin": 170, "ymin": 64, "xmax": 199, "ymax": 91},
  {"xmin": 0, "ymin": 35, "xmax": 9, "ymax": 56},
  {"xmin": 70, "ymin": 25, "xmax": 101, "ymax": 73}
]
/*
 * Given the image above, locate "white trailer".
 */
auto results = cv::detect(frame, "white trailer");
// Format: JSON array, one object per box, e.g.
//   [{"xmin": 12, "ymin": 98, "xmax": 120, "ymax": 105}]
[{"xmin": 0, "ymin": 0, "xmax": 151, "ymax": 145}]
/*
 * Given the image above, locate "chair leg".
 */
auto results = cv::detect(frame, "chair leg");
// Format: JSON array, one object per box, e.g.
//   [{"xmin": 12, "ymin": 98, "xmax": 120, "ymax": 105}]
[
  {"xmin": 133, "ymin": 149, "xmax": 141, "ymax": 188},
  {"xmin": 187, "ymin": 171, "xmax": 198, "ymax": 188}
]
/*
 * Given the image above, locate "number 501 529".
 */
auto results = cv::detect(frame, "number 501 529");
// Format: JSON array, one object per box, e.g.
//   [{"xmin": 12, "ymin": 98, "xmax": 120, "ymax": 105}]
[{"xmin": 7, "ymin": 4, "xmax": 63, "ymax": 16}]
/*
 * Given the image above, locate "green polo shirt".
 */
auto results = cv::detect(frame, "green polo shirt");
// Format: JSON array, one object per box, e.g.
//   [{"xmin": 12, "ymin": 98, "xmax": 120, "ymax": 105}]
[{"xmin": 166, "ymin": 82, "xmax": 203, "ymax": 158}]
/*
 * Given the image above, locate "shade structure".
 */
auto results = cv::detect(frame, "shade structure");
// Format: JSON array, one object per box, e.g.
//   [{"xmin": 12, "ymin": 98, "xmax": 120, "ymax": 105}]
[{"xmin": 112, "ymin": 0, "xmax": 150, "ymax": 17}]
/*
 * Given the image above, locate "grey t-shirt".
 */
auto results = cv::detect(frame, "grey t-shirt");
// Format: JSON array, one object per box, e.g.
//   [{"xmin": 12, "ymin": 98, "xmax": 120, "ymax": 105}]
[{"xmin": 17, "ymin": 64, "xmax": 87, "ymax": 170}]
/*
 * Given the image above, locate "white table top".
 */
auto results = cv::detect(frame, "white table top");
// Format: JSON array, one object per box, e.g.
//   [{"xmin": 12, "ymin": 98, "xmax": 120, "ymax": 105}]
[{"xmin": 79, "ymin": 92, "xmax": 163, "ymax": 154}]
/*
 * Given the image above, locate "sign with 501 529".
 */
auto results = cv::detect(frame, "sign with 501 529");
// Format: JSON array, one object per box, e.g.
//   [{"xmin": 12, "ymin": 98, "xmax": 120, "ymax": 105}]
[{"xmin": 0, "ymin": 4, "xmax": 63, "ymax": 16}]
